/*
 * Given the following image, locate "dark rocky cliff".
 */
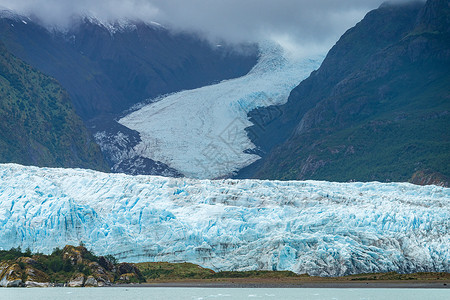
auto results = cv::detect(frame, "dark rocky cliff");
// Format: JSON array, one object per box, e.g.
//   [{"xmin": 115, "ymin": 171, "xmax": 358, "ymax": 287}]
[{"xmin": 240, "ymin": 0, "xmax": 449, "ymax": 185}]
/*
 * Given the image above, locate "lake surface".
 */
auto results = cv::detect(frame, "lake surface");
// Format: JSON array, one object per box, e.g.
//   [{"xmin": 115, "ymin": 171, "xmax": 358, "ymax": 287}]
[{"xmin": 1, "ymin": 288, "xmax": 449, "ymax": 300}]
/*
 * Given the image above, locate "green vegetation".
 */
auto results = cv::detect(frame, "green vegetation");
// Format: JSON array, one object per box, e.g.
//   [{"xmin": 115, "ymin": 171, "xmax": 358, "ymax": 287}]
[
  {"xmin": 211, "ymin": 270, "xmax": 300, "ymax": 279},
  {"xmin": 1, "ymin": 246, "xmax": 448, "ymax": 286},
  {"xmin": 137, "ymin": 262, "xmax": 307, "ymax": 281},
  {"xmin": 0, "ymin": 245, "xmax": 143, "ymax": 286},
  {"xmin": 137, "ymin": 262, "xmax": 214, "ymax": 280},
  {"xmin": 135, "ymin": 262, "xmax": 449, "ymax": 283},
  {"xmin": 0, "ymin": 247, "xmax": 32, "ymax": 261},
  {"xmin": 345, "ymin": 271, "xmax": 450, "ymax": 282},
  {"xmin": 272, "ymin": 67, "xmax": 450, "ymax": 183},
  {"xmin": 0, "ymin": 43, "xmax": 108, "ymax": 171},
  {"xmin": 1, "ymin": 246, "xmax": 89, "ymax": 283}
]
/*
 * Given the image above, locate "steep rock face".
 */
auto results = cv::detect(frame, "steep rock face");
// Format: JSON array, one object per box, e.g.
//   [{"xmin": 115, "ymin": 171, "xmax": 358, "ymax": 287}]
[
  {"xmin": 410, "ymin": 170, "xmax": 449, "ymax": 187},
  {"xmin": 0, "ymin": 44, "xmax": 108, "ymax": 171},
  {"xmin": 91, "ymin": 119, "xmax": 184, "ymax": 177},
  {"xmin": 0, "ymin": 262, "xmax": 24, "ymax": 287},
  {"xmin": 24, "ymin": 265, "xmax": 50, "ymax": 287},
  {"xmin": 69, "ymin": 19, "xmax": 258, "ymax": 119},
  {"xmin": 243, "ymin": 0, "xmax": 449, "ymax": 184}
]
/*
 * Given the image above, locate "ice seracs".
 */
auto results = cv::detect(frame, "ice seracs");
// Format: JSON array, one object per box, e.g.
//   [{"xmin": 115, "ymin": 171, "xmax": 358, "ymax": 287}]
[
  {"xmin": 119, "ymin": 42, "xmax": 324, "ymax": 179},
  {"xmin": 0, "ymin": 163, "xmax": 449, "ymax": 277}
]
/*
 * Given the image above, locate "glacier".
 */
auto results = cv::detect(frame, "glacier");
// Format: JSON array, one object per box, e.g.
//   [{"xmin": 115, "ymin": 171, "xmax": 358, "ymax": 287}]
[
  {"xmin": 119, "ymin": 43, "xmax": 324, "ymax": 179},
  {"xmin": 0, "ymin": 163, "xmax": 449, "ymax": 276}
]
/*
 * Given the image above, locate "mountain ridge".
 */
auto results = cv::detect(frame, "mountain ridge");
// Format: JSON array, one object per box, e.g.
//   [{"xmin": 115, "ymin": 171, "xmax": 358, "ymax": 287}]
[
  {"xmin": 0, "ymin": 13, "xmax": 258, "ymax": 121},
  {"xmin": 0, "ymin": 11, "xmax": 258, "ymax": 174},
  {"xmin": 240, "ymin": 0, "xmax": 449, "ymax": 185}
]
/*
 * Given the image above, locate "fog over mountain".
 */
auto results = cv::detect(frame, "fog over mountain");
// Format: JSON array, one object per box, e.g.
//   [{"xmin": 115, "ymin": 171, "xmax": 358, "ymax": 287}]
[{"xmin": 0, "ymin": 0, "xmax": 424, "ymax": 56}]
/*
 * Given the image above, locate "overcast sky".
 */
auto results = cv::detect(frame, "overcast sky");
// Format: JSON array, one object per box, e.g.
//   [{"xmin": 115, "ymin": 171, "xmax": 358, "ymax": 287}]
[{"xmin": 0, "ymin": 0, "xmax": 423, "ymax": 54}]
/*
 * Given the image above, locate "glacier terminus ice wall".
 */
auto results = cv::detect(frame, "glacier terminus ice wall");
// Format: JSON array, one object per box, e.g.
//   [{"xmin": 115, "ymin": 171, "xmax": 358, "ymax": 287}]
[{"xmin": 0, "ymin": 164, "xmax": 449, "ymax": 276}]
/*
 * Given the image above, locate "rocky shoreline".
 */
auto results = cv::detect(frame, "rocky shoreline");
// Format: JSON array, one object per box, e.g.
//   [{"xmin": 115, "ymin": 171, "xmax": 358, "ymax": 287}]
[
  {"xmin": 0, "ymin": 245, "xmax": 143, "ymax": 287},
  {"xmin": 1, "ymin": 245, "xmax": 449, "ymax": 288}
]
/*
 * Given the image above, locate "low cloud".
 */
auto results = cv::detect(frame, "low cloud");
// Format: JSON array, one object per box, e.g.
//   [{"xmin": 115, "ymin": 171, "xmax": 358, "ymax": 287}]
[{"xmin": 0, "ymin": 0, "xmax": 424, "ymax": 52}]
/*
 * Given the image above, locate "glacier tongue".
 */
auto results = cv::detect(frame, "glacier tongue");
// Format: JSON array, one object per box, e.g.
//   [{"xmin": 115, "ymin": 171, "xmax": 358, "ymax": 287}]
[
  {"xmin": 0, "ymin": 163, "xmax": 449, "ymax": 276},
  {"xmin": 119, "ymin": 43, "xmax": 324, "ymax": 179}
]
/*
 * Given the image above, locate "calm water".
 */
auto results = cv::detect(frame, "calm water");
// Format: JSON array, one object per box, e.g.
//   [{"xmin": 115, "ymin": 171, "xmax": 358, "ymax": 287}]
[{"xmin": 0, "ymin": 288, "xmax": 449, "ymax": 300}]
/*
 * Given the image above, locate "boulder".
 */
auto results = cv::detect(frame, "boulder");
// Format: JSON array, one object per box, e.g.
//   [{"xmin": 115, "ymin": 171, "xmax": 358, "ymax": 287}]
[
  {"xmin": 116, "ymin": 262, "xmax": 143, "ymax": 283},
  {"xmin": 24, "ymin": 281, "xmax": 50, "ymax": 287},
  {"xmin": 17, "ymin": 257, "xmax": 38, "ymax": 266},
  {"xmin": 118, "ymin": 272, "xmax": 139, "ymax": 283},
  {"xmin": 68, "ymin": 273, "xmax": 85, "ymax": 287},
  {"xmin": 117, "ymin": 262, "xmax": 142, "ymax": 276},
  {"xmin": 62, "ymin": 245, "xmax": 86, "ymax": 265},
  {"xmin": 88, "ymin": 261, "xmax": 113, "ymax": 285},
  {"xmin": 0, "ymin": 263, "xmax": 24, "ymax": 287},
  {"xmin": 88, "ymin": 261, "xmax": 107, "ymax": 275},
  {"xmin": 24, "ymin": 267, "xmax": 50, "ymax": 287},
  {"xmin": 98, "ymin": 256, "xmax": 115, "ymax": 272},
  {"xmin": 4, "ymin": 279, "xmax": 24, "ymax": 287},
  {"xmin": 84, "ymin": 275, "xmax": 98, "ymax": 287}
]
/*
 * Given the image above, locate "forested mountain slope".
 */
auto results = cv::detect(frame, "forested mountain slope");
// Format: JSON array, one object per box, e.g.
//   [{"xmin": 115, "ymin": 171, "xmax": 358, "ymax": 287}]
[
  {"xmin": 242, "ymin": 0, "xmax": 449, "ymax": 186},
  {"xmin": 0, "ymin": 43, "xmax": 108, "ymax": 170}
]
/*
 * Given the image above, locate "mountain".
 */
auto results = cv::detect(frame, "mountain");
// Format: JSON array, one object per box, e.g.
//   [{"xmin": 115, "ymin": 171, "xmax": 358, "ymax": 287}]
[
  {"xmin": 0, "ymin": 43, "xmax": 108, "ymax": 170},
  {"xmin": 1, "ymin": 163, "xmax": 448, "ymax": 276},
  {"xmin": 0, "ymin": 11, "xmax": 258, "ymax": 174},
  {"xmin": 240, "ymin": 0, "xmax": 450, "ymax": 185},
  {"xmin": 0, "ymin": 13, "xmax": 257, "ymax": 121}
]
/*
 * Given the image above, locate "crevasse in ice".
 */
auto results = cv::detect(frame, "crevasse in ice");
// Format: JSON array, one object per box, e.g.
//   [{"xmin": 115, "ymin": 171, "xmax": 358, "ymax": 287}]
[{"xmin": 0, "ymin": 164, "xmax": 448, "ymax": 276}]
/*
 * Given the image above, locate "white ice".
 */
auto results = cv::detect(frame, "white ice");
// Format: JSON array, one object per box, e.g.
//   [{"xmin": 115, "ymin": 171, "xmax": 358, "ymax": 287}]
[
  {"xmin": 119, "ymin": 43, "xmax": 324, "ymax": 179},
  {"xmin": 0, "ymin": 164, "xmax": 448, "ymax": 276}
]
